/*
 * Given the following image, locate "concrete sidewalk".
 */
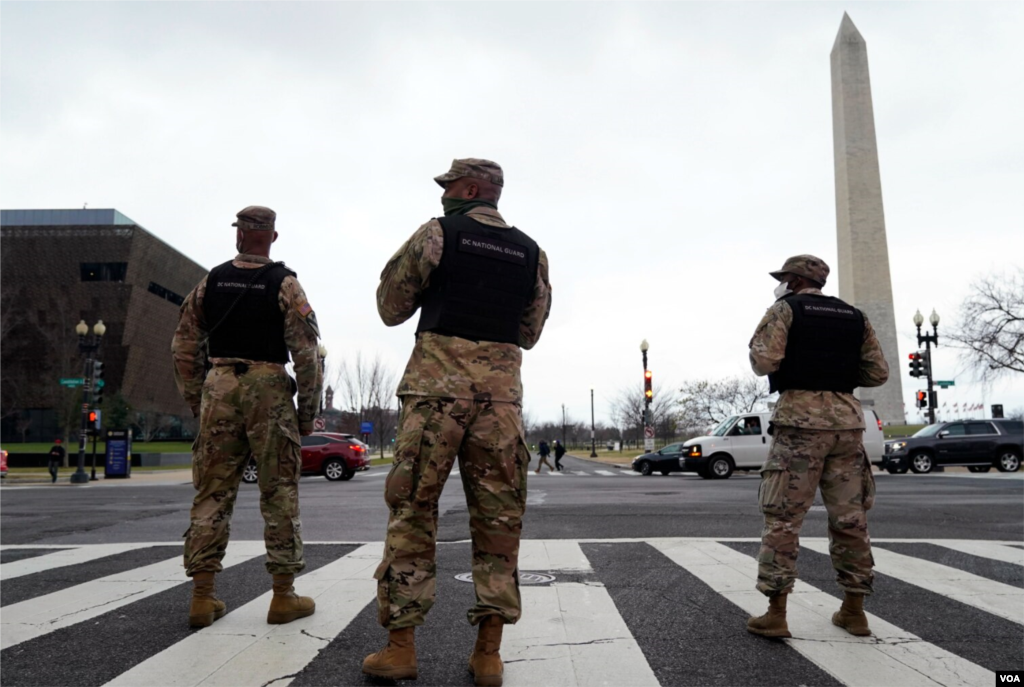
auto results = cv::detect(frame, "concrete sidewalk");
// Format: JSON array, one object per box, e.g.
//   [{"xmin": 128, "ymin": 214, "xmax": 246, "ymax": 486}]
[{"xmin": 2, "ymin": 469, "xmax": 192, "ymax": 487}]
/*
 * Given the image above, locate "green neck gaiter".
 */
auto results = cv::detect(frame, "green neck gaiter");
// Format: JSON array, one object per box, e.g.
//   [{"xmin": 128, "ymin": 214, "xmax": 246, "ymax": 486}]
[{"xmin": 442, "ymin": 197, "xmax": 497, "ymax": 216}]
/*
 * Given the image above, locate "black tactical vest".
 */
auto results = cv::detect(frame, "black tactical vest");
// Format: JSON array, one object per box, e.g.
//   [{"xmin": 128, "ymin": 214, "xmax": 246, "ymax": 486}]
[
  {"xmin": 204, "ymin": 260, "xmax": 294, "ymax": 363},
  {"xmin": 416, "ymin": 215, "xmax": 539, "ymax": 345},
  {"xmin": 768, "ymin": 293, "xmax": 865, "ymax": 394}
]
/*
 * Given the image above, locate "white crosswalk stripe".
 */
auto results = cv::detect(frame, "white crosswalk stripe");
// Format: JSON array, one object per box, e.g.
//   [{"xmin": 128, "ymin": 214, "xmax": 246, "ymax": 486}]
[
  {"xmin": 106, "ymin": 544, "xmax": 380, "ymax": 687},
  {"xmin": 803, "ymin": 540, "xmax": 1024, "ymax": 625},
  {"xmin": 0, "ymin": 540, "xmax": 267, "ymax": 650},
  {"xmin": 1, "ymin": 543, "xmax": 157, "ymax": 581},
  {"xmin": 1, "ymin": 537, "xmax": 1019, "ymax": 686}
]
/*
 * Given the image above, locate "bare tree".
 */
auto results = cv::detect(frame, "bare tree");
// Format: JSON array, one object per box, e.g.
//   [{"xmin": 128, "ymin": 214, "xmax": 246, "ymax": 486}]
[
  {"xmin": 135, "ymin": 410, "xmax": 174, "ymax": 442},
  {"xmin": 609, "ymin": 382, "xmax": 679, "ymax": 446},
  {"xmin": 678, "ymin": 376, "xmax": 771, "ymax": 432},
  {"xmin": 0, "ymin": 247, "xmax": 25, "ymax": 423},
  {"xmin": 948, "ymin": 268, "xmax": 1024, "ymax": 380},
  {"xmin": 334, "ymin": 352, "xmax": 399, "ymax": 458}
]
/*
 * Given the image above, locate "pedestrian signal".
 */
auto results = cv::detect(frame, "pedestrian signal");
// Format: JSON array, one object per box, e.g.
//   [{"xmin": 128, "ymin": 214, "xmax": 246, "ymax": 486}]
[
  {"xmin": 915, "ymin": 391, "xmax": 928, "ymax": 409},
  {"xmin": 644, "ymin": 370, "xmax": 653, "ymax": 400},
  {"xmin": 908, "ymin": 352, "xmax": 923, "ymax": 378}
]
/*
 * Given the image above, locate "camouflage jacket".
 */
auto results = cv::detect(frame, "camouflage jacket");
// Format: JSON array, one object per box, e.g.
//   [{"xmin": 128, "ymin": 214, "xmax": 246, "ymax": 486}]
[
  {"xmin": 171, "ymin": 254, "xmax": 323, "ymax": 430},
  {"xmin": 748, "ymin": 288, "xmax": 889, "ymax": 430},
  {"xmin": 377, "ymin": 206, "xmax": 552, "ymax": 404}
]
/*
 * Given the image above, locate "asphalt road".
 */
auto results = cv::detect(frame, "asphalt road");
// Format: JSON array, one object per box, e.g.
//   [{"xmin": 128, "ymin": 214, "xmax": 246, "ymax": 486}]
[{"xmin": 2, "ymin": 452, "xmax": 1022, "ymax": 687}]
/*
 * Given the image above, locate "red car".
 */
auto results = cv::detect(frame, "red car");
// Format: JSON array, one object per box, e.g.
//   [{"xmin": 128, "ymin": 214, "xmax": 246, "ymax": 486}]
[
  {"xmin": 1, "ymin": 449, "xmax": 8, "ymax": 479},
  {"xmin": 242, "ymin": 432, "xmax": 370, "ymax": 483}
]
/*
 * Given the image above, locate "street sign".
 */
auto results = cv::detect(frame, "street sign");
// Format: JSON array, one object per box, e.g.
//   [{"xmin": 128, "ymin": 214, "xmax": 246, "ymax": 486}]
[
  {"xmin": 360, "ymin": 421, "xmax": 374, "ymax": 435},
  {"xmin": 313, "ymin": 417, "xmax": 326, "ymax": 431},
  {"xmin": 936, "ymin": 381, "xmax": 954, "ymax": 389},
  {"xmin": 59, "ymin": 378, "xmax": 105, "ymax": 388},
  {"xmin": 644, "ymin": 426, "xmax": 655, "ymax": 439}
]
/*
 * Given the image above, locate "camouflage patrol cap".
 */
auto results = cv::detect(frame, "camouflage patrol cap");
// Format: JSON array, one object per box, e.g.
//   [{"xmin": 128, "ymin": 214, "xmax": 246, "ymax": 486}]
[
  {"xmin": 232, "ymin": 206, "xmax": 276, "ymax": 230},
  {"xmin": 770, "ymin": 254, "xmax": 830, "ymax": 286},
  {"xmin": 433, "ymin": 158, "xmax": 504, "ymax": 188}
]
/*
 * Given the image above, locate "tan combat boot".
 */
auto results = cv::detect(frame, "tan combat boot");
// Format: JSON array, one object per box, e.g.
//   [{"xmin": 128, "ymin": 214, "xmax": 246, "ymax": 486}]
[
  {"xmin": 832, "ymin": 592, "xmax": 871, "ymax": 636},
  {"xmin": 362, "ymin": 627, "xmax": 418, "ymax": 680},
  {"xmin": 746, "ymin": 594, "xmax": 792, "ymax": 638},
  {"xmin": 468, "ymin": 616, "xmax": 505, "ymax": 687},
  {"xmin": 188, "ymin": 572, "xmax": 227, "ymax": 627},
  {"xmin": 266, "ymin": 574, "xmax": 316, "ymax": 624}
]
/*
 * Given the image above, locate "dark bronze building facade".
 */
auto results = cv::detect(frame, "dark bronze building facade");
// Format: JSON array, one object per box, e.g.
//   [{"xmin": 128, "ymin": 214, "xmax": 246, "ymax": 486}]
[{"xmin": 1, "ymin": 209, "xmax": 207, "ymax": 443}]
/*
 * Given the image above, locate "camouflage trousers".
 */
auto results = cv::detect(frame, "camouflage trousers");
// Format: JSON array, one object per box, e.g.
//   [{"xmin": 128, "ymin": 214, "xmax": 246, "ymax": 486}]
[
  {"xmin": 184, "ymin": 364, "xmax": 305, "ymax": 577},
  {"xmin": 375, "ymin": 396, "xmax": 530, "ymax": 629},
  {"xmin": 757, "ymin": 426, "xmax": 876, "ymax": 596}
]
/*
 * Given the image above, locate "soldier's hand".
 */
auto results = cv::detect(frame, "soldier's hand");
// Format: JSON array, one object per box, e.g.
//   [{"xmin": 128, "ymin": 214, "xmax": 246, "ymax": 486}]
[{"xmin": 299, "ymin": 421, "xmax": 314, "ymax": 436}]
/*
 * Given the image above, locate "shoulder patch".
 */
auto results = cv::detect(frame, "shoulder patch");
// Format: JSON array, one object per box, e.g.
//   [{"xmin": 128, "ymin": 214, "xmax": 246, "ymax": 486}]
[{"xmin": 297, "ymin": 301, "xmax": 313, "ymax": 318}]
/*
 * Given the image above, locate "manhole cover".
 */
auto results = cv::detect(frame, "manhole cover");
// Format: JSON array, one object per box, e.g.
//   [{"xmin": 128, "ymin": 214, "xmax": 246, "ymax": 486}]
[{"xmin": 455, "ymin": 572, "xmax": 555, "ymax": 585}]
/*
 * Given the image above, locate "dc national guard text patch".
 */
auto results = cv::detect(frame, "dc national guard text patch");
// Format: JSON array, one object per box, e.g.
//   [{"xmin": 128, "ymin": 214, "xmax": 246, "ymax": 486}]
[
  {"xmin": 801, "ymin": 301, "xmax": 859, "ymax": 320},
  {"xmin": 457, "ymin": 232, "xmax": 528, "ymax": 265}
]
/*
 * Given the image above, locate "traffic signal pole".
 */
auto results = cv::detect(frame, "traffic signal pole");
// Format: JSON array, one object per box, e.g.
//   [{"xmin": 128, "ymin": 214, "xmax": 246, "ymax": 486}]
[
  {"xmin": 916, "ymin": 323, "xmax": 939, "ymax": 425},
  {"xmin": 71, "ymin": 357, "xmax": 93, "ymax": 484}
]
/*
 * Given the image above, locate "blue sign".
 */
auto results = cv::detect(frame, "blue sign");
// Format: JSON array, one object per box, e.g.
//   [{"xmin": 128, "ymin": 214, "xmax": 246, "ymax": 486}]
[
  {"xmin": 360, "ymin": 421, "xmax": 374, "ymax": 435},
  {"xmin": 104, "ymin": 429, "xmax": 132, "ymax": 478}
]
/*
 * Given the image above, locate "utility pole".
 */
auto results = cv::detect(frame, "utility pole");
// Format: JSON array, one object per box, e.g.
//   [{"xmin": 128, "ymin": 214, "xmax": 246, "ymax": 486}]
[{"xmin": 561, "ymin": 404, "xmax": 566, "ymax": 446}]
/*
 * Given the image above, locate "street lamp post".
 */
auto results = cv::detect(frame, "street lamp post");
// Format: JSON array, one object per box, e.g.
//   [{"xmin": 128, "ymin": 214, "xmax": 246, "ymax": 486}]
[
  {"xmin": 640, "ymin": 339, "xmax": 651, "ymax": 451},
  {"xmin": 72, "ymin": 319, "xmax": 106, "ymax": 485},
  {"xmin": 913, "ymin": 309, "xmax": 940, "ymax": 425},
  {"xmin": 590, "ymin": 388, "xmax": 597, "ymax": 458}
]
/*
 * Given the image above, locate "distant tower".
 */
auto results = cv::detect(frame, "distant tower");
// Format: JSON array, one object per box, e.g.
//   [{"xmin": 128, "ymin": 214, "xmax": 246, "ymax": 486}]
[
  {"xmin": 831, "ymin": 13, "xmax": 906, "ymax": 424},
  {"xmin": 325, "ymin": 385, "xmax": 334, "ymax": 410}
]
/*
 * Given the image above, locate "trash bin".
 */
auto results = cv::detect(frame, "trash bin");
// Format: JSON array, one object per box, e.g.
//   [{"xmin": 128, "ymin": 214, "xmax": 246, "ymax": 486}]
[{"xmin": 104, "ymin": 429, "xmax": 133, "ymax": 478}]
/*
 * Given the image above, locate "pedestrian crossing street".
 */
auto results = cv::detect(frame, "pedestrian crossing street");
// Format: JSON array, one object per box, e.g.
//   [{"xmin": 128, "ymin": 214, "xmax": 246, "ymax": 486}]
[{"xmin": 1, "ymin": 538, "xmax": 1021, "ymax": 686}]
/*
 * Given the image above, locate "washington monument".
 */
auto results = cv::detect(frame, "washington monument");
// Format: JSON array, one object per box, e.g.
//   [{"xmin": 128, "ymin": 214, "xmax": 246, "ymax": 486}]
[{"xmin": 831, "ymin": 13, "xmax": 906, "ymax": 424}]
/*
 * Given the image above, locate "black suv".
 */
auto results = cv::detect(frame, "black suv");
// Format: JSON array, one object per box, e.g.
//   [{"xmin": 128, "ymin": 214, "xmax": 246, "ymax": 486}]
[{"xmin": 881, "ymin": 419, "xmax": 1023, "ymax": 474}]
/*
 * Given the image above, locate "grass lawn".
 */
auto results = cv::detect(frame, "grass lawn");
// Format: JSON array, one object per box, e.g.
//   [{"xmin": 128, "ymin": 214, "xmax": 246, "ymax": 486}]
[
  {"xmin": 883, "ymin": 424, "xmax": 925, "ymax": 439},
  {"xmin": 3, "ymin": 441, "xmax": 193, "ymax": 454}
]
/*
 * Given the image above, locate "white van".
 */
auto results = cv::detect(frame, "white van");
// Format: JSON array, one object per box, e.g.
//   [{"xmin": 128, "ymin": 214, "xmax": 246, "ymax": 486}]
[{"xmin": 678, "ymin": 409, "xmax": 884, "ymax": 479}]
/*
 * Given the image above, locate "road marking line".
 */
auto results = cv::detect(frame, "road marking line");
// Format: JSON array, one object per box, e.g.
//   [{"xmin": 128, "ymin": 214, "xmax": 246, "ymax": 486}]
[
  {"xmin": 573, "ymin": 471, "xmax": 591, "ymax": 477},
  {"xmin": 504, "ymin": 543, "xmax": 658, "ymax": 687},
  {"xmin": 803, "ymin": 540, "xmax": 1024, "ymax": 625},
  {"xmin": 104, "ymin": 544, "xmax": 380, "ymax": 687},
  {"xmin": 1, "ymin": 543, "xmax": 157, "ymax": 581},
  {"xmin": 518, "ymin": 541, "xmax": 593, "ymax": 572},
  {"xmin": 594, "ymin": 470, "xmax": 616, "ymax": 477},
  {"xmin": 651, "ymin": 539, "xmax": 992, "ymax": 687},
  {"xmin": 931, "ymin": 540, "xmax": 1024, "ymax": 566},
  {"xmin": 0, "ymin": 541, "xmax": 267, "ymax": 651}
]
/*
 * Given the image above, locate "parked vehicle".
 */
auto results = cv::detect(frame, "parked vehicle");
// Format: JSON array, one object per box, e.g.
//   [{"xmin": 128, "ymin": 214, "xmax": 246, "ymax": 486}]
[
  {"xmin": 676, "ymin": 409, "xmax": 885, "ymax": 480},
  {"xmin": 242, "ymin": 432, "xmax": 370, "ymax": 484},
  {"xmin": 881, "ymin": 419, "xmax": 1023, "ymax": 474},
  {"xmin": 1, "ymin": 449, "xmax": 7, "ymax": 479},
  {"xmin": 631, "ymin": 443, "xmax": 689, "ymax": 476}
]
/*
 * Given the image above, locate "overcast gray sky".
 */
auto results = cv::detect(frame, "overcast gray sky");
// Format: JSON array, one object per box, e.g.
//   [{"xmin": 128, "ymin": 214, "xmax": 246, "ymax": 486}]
[{"xmin": 3, "ymin": 1, "xmax": 1022, "ymax": 427}]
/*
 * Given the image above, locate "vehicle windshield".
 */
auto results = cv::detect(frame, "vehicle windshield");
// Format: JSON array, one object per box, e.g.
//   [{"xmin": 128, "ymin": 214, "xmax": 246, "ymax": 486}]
[
  {"xmin": 711, "ymin": 416, "xmax": 739, "ymax": 436},
  {"xmin": 912, "ymin": 424, "xmax": 943, "ymax": 438}
]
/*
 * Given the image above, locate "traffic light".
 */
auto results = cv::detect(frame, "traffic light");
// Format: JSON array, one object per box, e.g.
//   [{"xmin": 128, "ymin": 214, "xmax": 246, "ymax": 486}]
[
  {"xmin": 915, "ymin": 390, "xmax": 928, "ymax": 409},
  {"xmin": 88, "ymin": 410, "xmax": 99, "ymax": 434},
  {"xmin": 919, "ymin": 350, "xmax": 931, "ymax": 378},
  {"xmin": 644, "ymin": 370, "xmax": 653, "ymax": 400},
  {"xmin": 92, "ymin": 361, "xmax": 104, "ymax": 404},
  {"xmin": 908, "ymin": 352, "xmax": 923, "ymax": 378}
]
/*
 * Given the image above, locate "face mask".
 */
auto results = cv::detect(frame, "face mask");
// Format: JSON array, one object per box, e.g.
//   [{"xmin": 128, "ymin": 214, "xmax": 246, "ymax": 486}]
[
  {"xmin": 441, "ymin": 196, "xmax": 497, "ymax": 216},
  {"xmin": 773, "ymin": 281, "xmax": 792, "ymax": 299}
]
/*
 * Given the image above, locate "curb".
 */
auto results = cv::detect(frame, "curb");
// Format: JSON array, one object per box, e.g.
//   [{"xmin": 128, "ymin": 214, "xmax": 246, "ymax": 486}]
[{"xmin": 565, "ymin": 453, "xmax": 633, "ymax": 469}]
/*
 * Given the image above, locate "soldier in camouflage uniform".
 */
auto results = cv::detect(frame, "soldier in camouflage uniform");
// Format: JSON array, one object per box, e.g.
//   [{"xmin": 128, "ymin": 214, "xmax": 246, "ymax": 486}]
[
  {"xmin": 362, "ymin": 159, "xmax": 552, "ymax": 686},
  {"xmin": 746, "ymin": 255, "xmax": 888, "ymax": 639},
  {"xmin": 172, "ymin": 206, "xmax": 323, "ymax": 628}
]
